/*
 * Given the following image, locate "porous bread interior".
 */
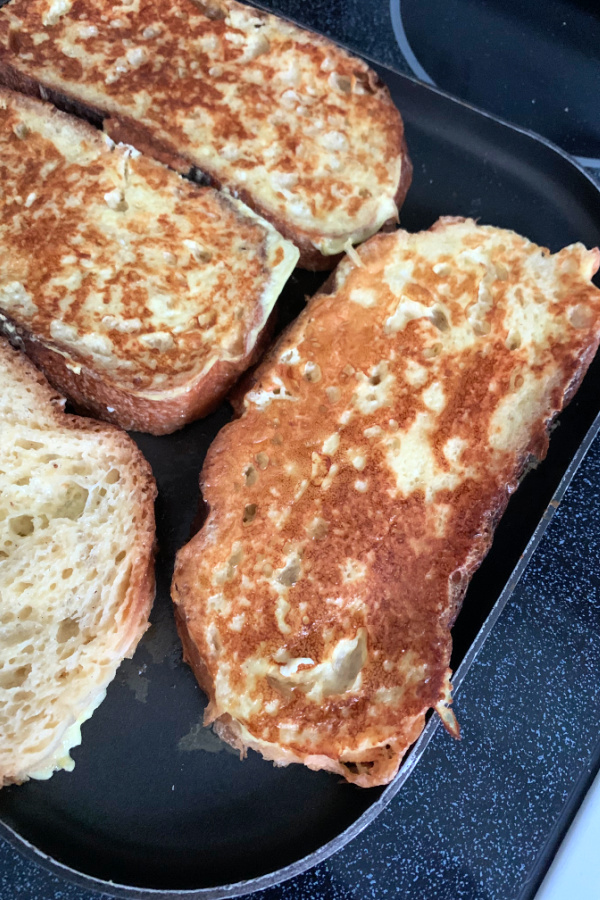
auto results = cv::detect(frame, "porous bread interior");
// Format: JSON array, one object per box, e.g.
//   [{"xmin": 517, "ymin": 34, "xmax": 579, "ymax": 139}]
[
  {"xmin": 0, "ymin": 88, "xmax": 298, "ymax": 396},
  {"xmin": 0, "ymin": 344, "xmax": 154, "ymax": 784}
]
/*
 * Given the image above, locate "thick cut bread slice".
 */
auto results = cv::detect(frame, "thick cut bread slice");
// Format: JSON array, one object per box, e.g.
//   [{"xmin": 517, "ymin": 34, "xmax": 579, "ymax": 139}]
[
  {"xmin": 0, "ymin": 0, "xmax": 411, "ymax": 270},
  {"xmin": 172, "ymin": 218, "xmax": 600, "ymax": 787},
  {"xmin": 0, "ymin": 87, "xmax": 298, "ymax": 434},
  {"xmin": 0, "ymin": 338, "xmax": 156, "ymax": 786}
]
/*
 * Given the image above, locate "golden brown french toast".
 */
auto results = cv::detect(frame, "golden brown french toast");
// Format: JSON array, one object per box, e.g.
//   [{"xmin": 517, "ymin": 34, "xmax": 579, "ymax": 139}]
[
  {"xmin": 0, "ymin": 0, "xmax": 412, "ymax": 270},
  {"xmin": 0, "ymin": 87, "xmax": 298, "ymax": 434},
  {"xmin": 172, "ymin": 218, "xmax": 600, "ymax": 787}
]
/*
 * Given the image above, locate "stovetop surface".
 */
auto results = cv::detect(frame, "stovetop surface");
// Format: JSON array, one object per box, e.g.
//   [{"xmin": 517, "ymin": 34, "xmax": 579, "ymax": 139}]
[{"xmin": 2, "ymin": 2, "xmax": 600, "ymax": 899}]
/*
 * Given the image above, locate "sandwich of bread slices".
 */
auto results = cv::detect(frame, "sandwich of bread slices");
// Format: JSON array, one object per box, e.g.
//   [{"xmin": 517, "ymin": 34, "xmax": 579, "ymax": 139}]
[
  {"xmin": 0, "ymin": 337, "xmax": 156, "ymax": 786},
  {"xmin": 172, "ymin": 217, "xmax": 600, "ymax": 787},
  {"xmin": 0, "ymin": 0, "xmax": 412, "ymax": 270},
  {"xmin": 0, "ymin": 87, "xmax": 298, "ymax": 435}
]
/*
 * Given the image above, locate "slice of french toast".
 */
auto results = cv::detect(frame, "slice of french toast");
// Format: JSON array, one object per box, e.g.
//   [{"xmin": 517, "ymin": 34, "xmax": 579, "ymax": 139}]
[
  {"xmin": 0, "ymin": 87, "xmax": 298, "ymax": 434},
  {"xmin": 172, "ymin": 218, "xmax": 600, "ymax": 787},
  {"xmin": 0, "ymin": 0, "xmax": 412, "ymax": 270},
  {"xmin": 0, "ymin": 337, "xmax": 156, "ymax": 786}
]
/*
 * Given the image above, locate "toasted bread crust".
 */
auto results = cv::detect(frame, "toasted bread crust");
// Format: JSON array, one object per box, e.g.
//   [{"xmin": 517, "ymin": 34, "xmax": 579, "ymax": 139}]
[
  {"xmin": 172, "ymin": 219, "xmax": 600, "ymax": 786},
  {"xmin": 4, "ymin": 307, "xmax": 277, "ymax": 435},
  {"xmin": 0, "ymin": 87, "xmax": 298, "ymax": 433},
  {"xmin": 0, "ymin": 57, "xmax": 105, "ymax": 124},
  {"xmin": 0, "ymin": 0, "xmax": 412, "ymax": 269},
  {"xmin": 0, "ymin": 338, "xmax": 157, "ymax": 786}
]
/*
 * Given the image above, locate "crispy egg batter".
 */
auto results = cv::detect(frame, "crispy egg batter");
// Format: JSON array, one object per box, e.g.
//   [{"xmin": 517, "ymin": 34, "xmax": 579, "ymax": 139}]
[
  {"xmin": 0, "ymin": 0, "xmax": 408, "ymax": 256},
  {"xmin": 174, "ymin": 219, "xmax": 600, "ymax": 786}
]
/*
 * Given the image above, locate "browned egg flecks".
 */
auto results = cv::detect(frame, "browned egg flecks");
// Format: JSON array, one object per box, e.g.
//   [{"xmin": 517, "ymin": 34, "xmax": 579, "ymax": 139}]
[
  {"xmin": 0, "ymin": 89, "xmax": 298, "ymax": 432},
  {"xmin": 0, "ymin": 0, "xmax": 410, "ymax": 265},
  {"xmin": 173, "ymin": 218, "xmax": 600, "ymax": 786}
]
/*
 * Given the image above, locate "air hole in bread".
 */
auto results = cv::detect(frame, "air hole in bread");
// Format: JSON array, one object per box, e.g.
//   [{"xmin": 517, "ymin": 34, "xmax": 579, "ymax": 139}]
[
  {"xmin": 0, "ymin": 665, "xmax": 31, "ymax": 690},
  {"xmin": 278, "ymin": 557, "xmax": 301, "ymax": 587},
  {"xmin": 229, "ymin": 544, "xmax": 243, "ymax": 569},
  {"xmin": 56, "ymin": 617, "xmax": 80, "ymax": 644},
  {"xmin": 423, "ymin": 342, "xmax": 442, "ymax": 359},
  {"xmin": 255, "ymin": 452, "xmax": 269, "ymax": 470},
  {"xmin": 115, "ymin": 550, "xmax": 126, "ymax": 563},
  {"xmin": 196, "ymin": 2, "xmax": 226, "ymax": 20},
  {"xmin": 471, "ymin": 320, "xmax": 491, "ymax": 337},
  {"xmin": 207, "ymin": 624, "xmax": 222, "ymax": 657},
  {"xmin": 18, "ymin": 606, "xmax": 33, "ymax": 621},
  {"xmin": 510, "ymin": 372, "xmax": 525, "ymax": 392},
  {"xmin": 15, "ymin": 439, "xmax": 43, "ymax": 451},
  {"xmin": 106, "ymin": 468, "xmax": 121, "ymax": 484},
  {"xmin": 506, "ymin": 331, "xmax": 522, "ymax": 351},
  {"xmin": 307, "ymin": 517, "xmax": 328, "ymax": 540},
  {"xmin": 353, "ymin": 69, "xmax": 378, "ymax": 94},
  {"xmin": 244, "ymin": 465, "xmax": 257, "ymax": 487},
  {"xmin": 243, "ymin": 503, "xmax": 257, "ymax": 525},
  {"xmin": 55, "ymin": 484, "xmax": 89, "ymax": 520},
  {"xmin": 430, "ymin": 307, "xmax": 450, "ymax": 332},
  {"xmin": 329, "ymin": 72, "xmax": 352, "ymax": 94},
  {"xmin": 10, "ymin": 515, "xmax": 34, "ymax": 537},
  {"xmin": 303, "ymin": 361, "xmax": 322, "ymax": 383},
  {"xmin": 13, "ymin": 690, "xmax": 33, "ymax": 703},
  {"xmin": 61, "ymin": 568, "xmax": 73, "ymax": 580}
]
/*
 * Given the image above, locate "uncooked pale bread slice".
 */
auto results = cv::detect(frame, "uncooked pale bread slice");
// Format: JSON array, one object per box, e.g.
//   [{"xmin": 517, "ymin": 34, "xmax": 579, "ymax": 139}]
[
  {"xmin": 173, "ymin": 218, "xmax": 600, "ymax": 787},
  {"xmin": 0, "ymin": 339, "xmax": 156, "ymax": 786}
]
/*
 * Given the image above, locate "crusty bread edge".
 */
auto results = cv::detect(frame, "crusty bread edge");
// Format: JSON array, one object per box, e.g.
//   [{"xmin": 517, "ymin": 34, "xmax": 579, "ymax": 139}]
[
  {"xmin": 0, "ymin": 307, "xmax": 278, "ymax": 435},
  {"xmin": 0, "ymin": 338, "xmax": 157, "ymax": 786}
]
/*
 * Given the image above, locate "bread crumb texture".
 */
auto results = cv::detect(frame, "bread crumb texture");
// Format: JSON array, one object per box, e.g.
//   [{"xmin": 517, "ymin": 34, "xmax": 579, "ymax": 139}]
[
  {"xmin": 173, "ymin": 219, "xmax": 600, "ymax": 786},
  {"xmin": 0, "ymin": 89, "xmax": 297, "ymax": 395},
  {"xmin": 0, "ymin": 339, "xmax": 156, "ymax": 785},
  {"xmin": 0, "ymin": 0, "xmax": 406, "ymax": 253}
]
